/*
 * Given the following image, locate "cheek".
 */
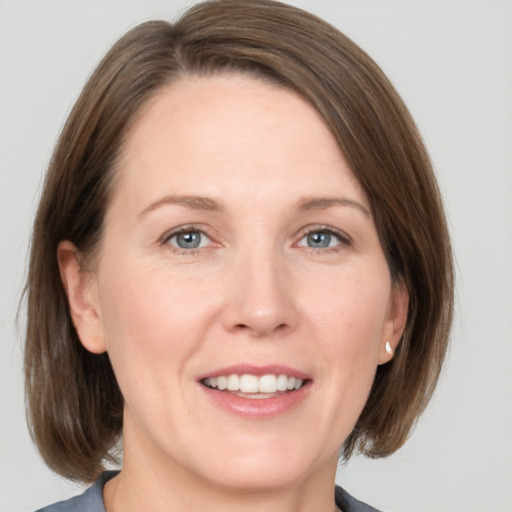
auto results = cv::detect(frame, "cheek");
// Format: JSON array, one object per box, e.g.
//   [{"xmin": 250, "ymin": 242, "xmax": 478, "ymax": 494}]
[
  {"xmin": 94, "ymin": 264, "xmax": 215, "ymax": 427},
  {"xmin": 300, "ymin": 268, "xmax": 391, "ymax": 419},
  {"xmin": 303, "ymin": 270, "xmax": 391, "ymax": 353},
  {"xmin": 288, "ymin": 271, "xmax": 391, "ymax": 452},
  {"xmin": 96, "ymin": 262, "xmax": 214, "ymax": 378}
]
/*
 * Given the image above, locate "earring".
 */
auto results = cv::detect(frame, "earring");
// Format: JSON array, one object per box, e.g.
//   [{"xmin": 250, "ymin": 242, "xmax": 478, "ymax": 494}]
[{"xmin": 385, "ymin": 341, "xmax": 394, "ymax": 357}]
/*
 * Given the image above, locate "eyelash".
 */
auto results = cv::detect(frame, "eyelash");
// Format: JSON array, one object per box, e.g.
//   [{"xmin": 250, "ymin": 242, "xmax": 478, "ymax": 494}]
[
  {"xmin": 160, "ymin": 224, "xmax": 352, "ymax": 256},
  {"xmin": 160, "ymin": 225, "xmax": 215, "ymax": 256},
  {"xmin": 296, "ymin": 225, "xmax": 352, "ymax": 253}
]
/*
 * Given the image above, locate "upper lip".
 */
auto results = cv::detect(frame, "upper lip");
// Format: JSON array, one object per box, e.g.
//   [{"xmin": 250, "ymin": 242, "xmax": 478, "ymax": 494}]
[{"xmin": 197, "ymin": 364, "xmax": 311, "ymax": 381}]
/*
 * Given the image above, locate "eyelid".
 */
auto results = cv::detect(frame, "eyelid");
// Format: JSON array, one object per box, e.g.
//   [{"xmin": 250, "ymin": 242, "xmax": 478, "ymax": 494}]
[
  {"xmin": 295, "ymin": 225, "xmax": 353, "ymax": 248},
  {"xmin": 158, "ymin": 223, "xmax": 351, "ymax": 253},
  {"xmin": 159, "ymin": 224, "xmax": 216, "ymax": 248}
]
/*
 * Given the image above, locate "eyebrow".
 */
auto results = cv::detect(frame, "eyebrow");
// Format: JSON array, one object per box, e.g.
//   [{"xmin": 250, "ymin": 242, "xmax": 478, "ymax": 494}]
[
  {"xmin": 138, "ymin": 195, "xmax": 225, "ymax": 218},
  {"xmin": 295, "ymin": 196, "xmax": 371, "ymax": 219},
  {"xmin": 137, "ymin": 194, "xmax": 371, "ymax": 219}
]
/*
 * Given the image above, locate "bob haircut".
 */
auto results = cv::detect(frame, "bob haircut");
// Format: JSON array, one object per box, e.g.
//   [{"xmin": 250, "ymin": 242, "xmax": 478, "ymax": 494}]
[{"xmin": 24, "ymin": 0, "xmax": 453, "ymax": 483}]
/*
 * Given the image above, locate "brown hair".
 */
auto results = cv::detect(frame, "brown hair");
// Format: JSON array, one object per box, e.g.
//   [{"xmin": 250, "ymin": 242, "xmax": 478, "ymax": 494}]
[{"xmin": 24, "ymin": 0, "xmax": 453, "ymax": 482}]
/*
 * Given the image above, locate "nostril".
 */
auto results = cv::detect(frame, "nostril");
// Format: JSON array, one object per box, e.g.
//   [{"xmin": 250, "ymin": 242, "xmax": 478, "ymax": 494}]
[{"xmin": 232, "ymin": 322, "xmax": 289, "ymax": 336}]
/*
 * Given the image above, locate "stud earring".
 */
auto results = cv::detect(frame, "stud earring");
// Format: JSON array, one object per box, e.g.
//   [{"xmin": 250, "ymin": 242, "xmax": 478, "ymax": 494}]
[{"xmin": 385, "ymin": 341, "xmax": 394, "ymax": 357}]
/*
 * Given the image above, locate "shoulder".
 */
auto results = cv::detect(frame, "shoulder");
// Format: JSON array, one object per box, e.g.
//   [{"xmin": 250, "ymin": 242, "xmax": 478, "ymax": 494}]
[
  {"xmin": 335, "ymin": 485, "xmax": 382, "ymax": 512},
  {"xmin": 35, "ymin": 471, "xmax": 118, "ymax": 512}
]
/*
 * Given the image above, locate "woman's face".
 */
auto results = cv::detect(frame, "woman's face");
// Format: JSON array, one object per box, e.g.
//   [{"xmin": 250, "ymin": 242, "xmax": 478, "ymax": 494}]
[{"xmin": 66, "ymin": 74, "xmax": 407, "ymax": 492}]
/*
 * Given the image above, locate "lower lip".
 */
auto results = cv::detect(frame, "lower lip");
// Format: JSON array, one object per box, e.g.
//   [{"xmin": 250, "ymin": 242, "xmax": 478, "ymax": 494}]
[{"xmin": 199, "ymin": 381, "xmax": 312, "ymax": 419}]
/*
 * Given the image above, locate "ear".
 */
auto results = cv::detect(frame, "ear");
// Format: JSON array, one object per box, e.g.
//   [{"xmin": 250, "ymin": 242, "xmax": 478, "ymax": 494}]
[
  {"xmin": 378, "ymin": 278, "xmax": 409, "ymax": 365},
  {"xmin": 57, "ymin": 241, "xmax": 107, "ymax": 354}
]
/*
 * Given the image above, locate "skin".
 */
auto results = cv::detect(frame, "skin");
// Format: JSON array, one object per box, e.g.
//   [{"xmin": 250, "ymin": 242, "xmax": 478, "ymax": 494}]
[{"xmin": 58, "ymin": 74, "xmax": 408, "ymax": 512}]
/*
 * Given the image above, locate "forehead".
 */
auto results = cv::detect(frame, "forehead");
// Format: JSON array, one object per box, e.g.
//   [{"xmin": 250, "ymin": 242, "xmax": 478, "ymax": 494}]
[{"xmin": 112, "ymin": 73, "xmax": 367, "ymax": 210}]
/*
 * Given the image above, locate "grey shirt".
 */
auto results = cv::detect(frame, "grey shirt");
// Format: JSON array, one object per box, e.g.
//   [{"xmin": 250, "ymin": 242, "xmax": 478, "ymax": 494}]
[{"xmin": 36, "ymin": 471, "xmax": 381, "ymax": 512}]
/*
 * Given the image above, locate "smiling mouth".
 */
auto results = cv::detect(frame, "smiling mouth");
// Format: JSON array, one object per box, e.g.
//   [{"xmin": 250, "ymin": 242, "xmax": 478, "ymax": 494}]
[{"xmin": 201, "ymin": 373, "xmax": 306, "ymax": 399}]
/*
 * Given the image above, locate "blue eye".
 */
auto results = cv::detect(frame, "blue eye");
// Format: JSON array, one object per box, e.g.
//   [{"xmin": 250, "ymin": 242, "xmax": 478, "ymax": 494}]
[
  {"xmin": 168, "ymin": 230, "xmax": 210, "ymax": 250},
  {"xmin": 298, "ymin": 228, "xmax": 347, "ymax": 249},
  {"xmin": 306, "ymin": 231, "xmax": 333, "ymax": 248}
]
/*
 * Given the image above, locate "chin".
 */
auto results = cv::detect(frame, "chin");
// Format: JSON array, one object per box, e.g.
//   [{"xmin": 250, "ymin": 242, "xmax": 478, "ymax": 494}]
[
  {"xmin": 205, "ymin": 462, "xmax": 307, "ymax": 494},
  {"xmin": 192, "ymin": 436, "xmax": 328, "ymax": 495}
]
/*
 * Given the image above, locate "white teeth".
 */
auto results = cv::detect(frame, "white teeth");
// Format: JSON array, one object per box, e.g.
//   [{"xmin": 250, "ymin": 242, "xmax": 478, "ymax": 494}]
[
  {"xmin": 276, "ymin": 374, "xmax": 289, "ymax": 391},
  {"xmin": 227, "ymin": 374, "xmax": 240, "ymax": 391},
  {"xmin": 240, "ymin": 374, "xmax": 259, "ymax": 393},
  {"xmin": 203, "ymin": 373, "xmax": 306, "ymax": 393},
  {"xmin": 217, "ymin": 376, "xmax": 228, "ymax": 390},
  {"xmin": 258, "ymin": 374, "xmax": 277, "ymax": 393}
]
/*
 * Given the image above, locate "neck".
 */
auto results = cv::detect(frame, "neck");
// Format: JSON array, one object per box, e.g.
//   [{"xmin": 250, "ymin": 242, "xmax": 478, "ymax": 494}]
[{"xmin": 105, "ymin": 469, "xmax": 338, "ymax": 512}]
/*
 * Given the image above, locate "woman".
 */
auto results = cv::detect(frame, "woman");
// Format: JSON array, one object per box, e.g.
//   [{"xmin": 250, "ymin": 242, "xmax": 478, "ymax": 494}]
[{"xmin": 24, "ymin": 1, "xmax": 453, "ymax": 511}]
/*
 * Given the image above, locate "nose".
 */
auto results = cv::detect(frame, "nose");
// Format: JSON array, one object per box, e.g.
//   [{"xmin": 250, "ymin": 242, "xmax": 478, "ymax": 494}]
[{"xmin": 221, "ymin": 247, "xmax": 298, "ymax": 338}]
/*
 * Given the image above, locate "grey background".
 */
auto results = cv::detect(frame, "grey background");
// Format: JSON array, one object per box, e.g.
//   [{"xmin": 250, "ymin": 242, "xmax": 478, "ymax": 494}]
[{"xmin": 1, "ymin": 1, "xmax": 511, "ymax": 511}]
